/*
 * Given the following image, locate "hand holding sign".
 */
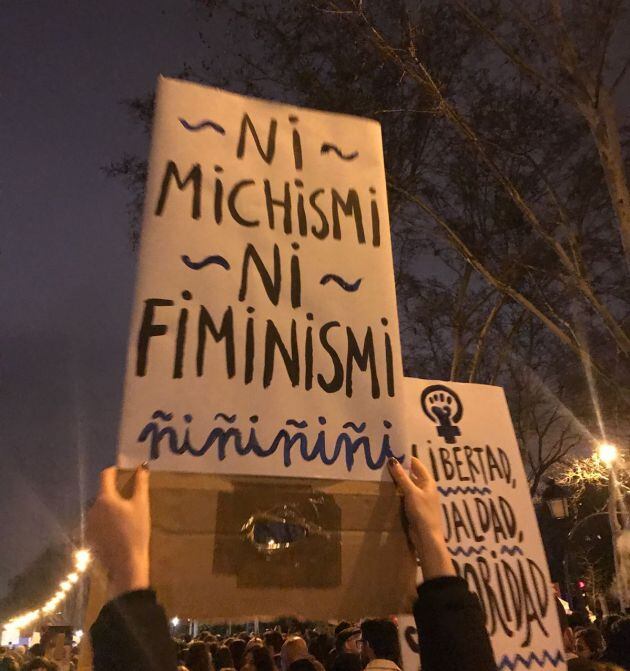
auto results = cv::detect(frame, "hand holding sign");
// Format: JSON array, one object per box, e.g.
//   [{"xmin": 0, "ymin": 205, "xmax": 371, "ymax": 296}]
[
  {"xmin": 388, "ymin": 456, "xmax": 455, "ymax": 580},
  {"xmin": 87, "ymin": 466, "xmax": 151, "ymax": 598}
]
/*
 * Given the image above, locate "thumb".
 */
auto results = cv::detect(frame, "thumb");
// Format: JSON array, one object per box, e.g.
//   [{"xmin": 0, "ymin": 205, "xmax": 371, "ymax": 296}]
[{"xmin": 99, "ymin": 467, "xmax": 118, "ymax": 499}]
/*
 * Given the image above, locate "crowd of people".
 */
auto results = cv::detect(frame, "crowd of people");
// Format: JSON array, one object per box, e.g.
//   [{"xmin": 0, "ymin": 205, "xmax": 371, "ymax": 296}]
[
  {"xmin": 167, "ymin": 619, "xmax": 394, "ymax": 671},
  {"xmin": 0, "ymin": 641, "xmax": 78, "ymax": 671},
  {"xmin": 1, "ymin": 457, "xmax": 629, "ymax": 671},
  {"xmin": 557, "ymin": 601, "xmax": 630, "ymax": 670},
  {"xmin": 2, "ymin": 607, "xmax": 630, "ymax": 671}
]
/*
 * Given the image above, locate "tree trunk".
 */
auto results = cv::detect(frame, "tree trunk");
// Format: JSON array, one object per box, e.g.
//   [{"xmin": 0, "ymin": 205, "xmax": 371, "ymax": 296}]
[{"xmin": 579, "ymin": 87, "xmax": 630, "ymax": 266}]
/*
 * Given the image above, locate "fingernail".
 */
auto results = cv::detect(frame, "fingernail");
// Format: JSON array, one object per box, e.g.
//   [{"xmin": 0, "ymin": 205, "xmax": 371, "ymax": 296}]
[
  {"xmin": 388, "ymin": 456, "xmax": 399, "ymax": 466},
  {"xmin": 141, "ymin": 461, "xmax": 149, "ymax": 470}
]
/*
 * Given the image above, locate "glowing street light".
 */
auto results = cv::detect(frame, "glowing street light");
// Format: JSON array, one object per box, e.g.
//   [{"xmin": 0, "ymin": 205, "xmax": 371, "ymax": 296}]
[
  {"xmin": 597, "ymin": 442, "xmax": 618, "ymax": 468},
  {"xmin": 1, "ymin": 546, "xmax": 93, "ymax": 636},
  {"xmin": 171, "ymin": 616, "xmax": 180, "ymax": 628},
  {"xmin": 74, "ymin": 549, "xmax": 91, "ymax": 572}
]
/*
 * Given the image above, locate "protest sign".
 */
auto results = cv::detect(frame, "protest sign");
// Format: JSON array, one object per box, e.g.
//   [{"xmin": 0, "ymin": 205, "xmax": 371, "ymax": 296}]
[
  {"xmin": 397, "ymin": 614, "xmax": 421, "ymax": 671},
  {"xmin": 403, "ymin": 377, "xmax": 566, "ymax": 671},
  {"xmin": 117, "ymin": 76, "xmax": 408, "ymax": 481},
  {"xmin": 85, "ymin": 78, "xmax": 418, "ymax": 638}
]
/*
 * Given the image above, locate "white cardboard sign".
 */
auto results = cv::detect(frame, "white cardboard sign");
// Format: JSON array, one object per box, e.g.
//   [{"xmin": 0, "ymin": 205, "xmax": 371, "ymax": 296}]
[
  {"xmin": 117, "ymin": 77, "xmax": 408, "ymax": 480},
  {"xmin": 397, "ymin": 614, "xmax": 421, "ymax": 671},
  {"xmin": 403, "ymin": 377, "xmax": 566, "ymax": 671}
]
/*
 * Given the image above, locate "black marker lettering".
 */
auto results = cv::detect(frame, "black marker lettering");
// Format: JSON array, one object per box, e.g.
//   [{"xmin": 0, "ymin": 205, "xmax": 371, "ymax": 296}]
[
  {"xmin": 227, "ymin": 179, "xmax": 258, "ymax": 227},
  {"xmin": 331, "ymin": 188, "xmax": 365, "ymax": 244},
  {"xmin": 137, "ymin": 298, "xmax": 174, "ymax": 376},
  {"xmin": 196, "ymin": 305, "xmax": 235, "ymax": 379},
  {"xmin": 237, "ymin": 113, "xmax": 277, "ymax": 164},
  {"xmin": 239, "ymin": 243, "xmax": 282, "ymax": 306},
  {"xmin": 155, "ymin": 160, "xmax": 201, "ymax": 219}
]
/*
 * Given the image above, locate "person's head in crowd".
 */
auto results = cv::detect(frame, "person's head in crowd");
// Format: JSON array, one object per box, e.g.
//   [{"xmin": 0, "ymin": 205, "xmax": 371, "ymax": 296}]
[
  {"xmin": 576, "ymin": 628, "xmax": 605, "ymax": 660},
  {"xmin": 601, "ymin": 616, "xmax": 630, "ymax": 670},
  {"xmin": 209, "ymin": 641, "xmax": 220, "ymax": 658},
  {"xmin": 308, "ymin": 633, "xmax": 332, "ymax": 663},
  {"xmin": 214, "ymin": 644, "xmax": 236, "ymax": 671},
  {"xmin": 243, "ymin": 644, "xmax": 276, "ymax": 671},
  {"xmin": 246, "ymin": 638, "xmax": 264, "ymax": 652},
  {"xmin": 334, "ymin": 623, "xmax": 352, "ymax": 639},
  {"xmin": 21, "ymin": 658, "xmax": 58, "ymax": 671},
  {"xmin": 186, "ymin": 640, "xmax": 212, "ymax": 671},
  {"xmin": 335, "ymin": 628, "xmax": 361, "ymax": 655},
  {"xmin": 2, "ymin": 653, "xmax": 22, "ymax": 667},
  {"xmin": 330, "ymin": 652, "xmax": 362, "ymax": 671},
  {"xmin": 239, "ymin": 632, "xmax": 251, "ymax": 643},
  {"xmin": 264, "ymin": 630, "xmax": 284, "ymax": 656},
  {"xmin": 0, "ymin": 657, "xmax": 19, "ymax": 671},
  {"xmin": 287, "ymin": 659, "xmax": 318, "ymax": 671},
  {"xmin": 281, "ymin": 636, "xmax": 309, "ymax": 671},
  {"xmin": 176, "ymin": 639, "xmax": 189, "ymax": 662},
  {"xmin": 229, "ymin": 638, "xmax": 247, "ymax": 670},
  {"xmin": 29, "ymin": 643, "xmax": 44, "ymax": 658},
  {"xmin": 359, "ymin": 619, "xmax": 401, "ymax": 668}
]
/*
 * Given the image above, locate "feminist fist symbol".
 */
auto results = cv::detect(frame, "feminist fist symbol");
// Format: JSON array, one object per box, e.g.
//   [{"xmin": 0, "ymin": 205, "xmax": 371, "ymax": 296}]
[{"xmin": 420, "ymin": 385, "xmax": 463, "ymax": 444}]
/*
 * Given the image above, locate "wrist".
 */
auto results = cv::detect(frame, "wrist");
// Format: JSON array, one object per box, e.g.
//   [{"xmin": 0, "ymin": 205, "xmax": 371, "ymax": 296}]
[
  {"xmin": 109, "ymin": 552, "xmax": 150, "ymax": 597},
  {"xmin": 415, "ymin": 530, "xmax": 455, "ymax": 581}
]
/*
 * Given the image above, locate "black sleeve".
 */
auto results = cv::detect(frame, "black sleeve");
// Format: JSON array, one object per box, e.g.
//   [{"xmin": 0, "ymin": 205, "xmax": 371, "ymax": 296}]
[
  {"xmin": 90, "ymin": 589, "xmax": 177, "ymax": 671},
  {"xmin": 412, "ymin": 576, "xmax": 496, "ymax": 671}
]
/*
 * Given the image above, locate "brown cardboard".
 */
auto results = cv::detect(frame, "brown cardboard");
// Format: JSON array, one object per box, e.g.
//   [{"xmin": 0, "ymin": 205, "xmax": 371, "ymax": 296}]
[
  {"xmin": 79, "ymin": 470, "xmax": 416, "ymax": 669},
  {"xmin": 149, "ymin": 470, "xmax": 417, "ymax": 621},
  {"xmin": 81, "ymin": 470, "xmax": 416, "ymax": 622}
]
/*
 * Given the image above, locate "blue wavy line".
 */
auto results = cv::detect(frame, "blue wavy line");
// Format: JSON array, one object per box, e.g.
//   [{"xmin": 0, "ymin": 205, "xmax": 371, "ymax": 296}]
[
  {"xmin": 320, "ymin": 274, "xmax": 362, "ymax": 292},
  {"xmin": 448, "ymin": 546, "xmax": 487, "ymax": 557},
  {"xmin": 497, "ymin": 650, "xmax": 564, "ymax": 670},
  {"xmin": 286, "ymin": 419, "xmax": 308, "ymax": 428},
  {"xmin": 342, "ymin": 421, "xmax": 367, "ymax": 432},
  {"xmin": 179, "ymin": 118, "xmax": 226, "ymax": 134},
  {"xmin": 214, "ymin": 412, "xmax": 236, "ymax": 423},
  {"xmin": 182, "ymin": 254, "xmax": 230, "ymax": 270},
  {"xmin": 437, "ymin": 486, "xmax": 492, "ymax": 496},
  {"xmin": 500, "ymin": 545, "xmax": 524, "ymax": 556},
  {"xmin": 320, "ymin": 143, "xmax": 359, "ymax": 160},
  {"xmin": 152, "ymin": 410, "xmax": 173, "ymax": 421}
]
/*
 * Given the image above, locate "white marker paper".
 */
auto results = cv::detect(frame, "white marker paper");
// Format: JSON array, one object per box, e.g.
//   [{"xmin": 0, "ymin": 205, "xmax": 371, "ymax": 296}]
[
  {"xmin": 117, "ymin": 77, "xmax": 407, "ymax": 480},
  {"xmin": 403, "ymin": 377, "xmax": 566, "ymax": 671}
]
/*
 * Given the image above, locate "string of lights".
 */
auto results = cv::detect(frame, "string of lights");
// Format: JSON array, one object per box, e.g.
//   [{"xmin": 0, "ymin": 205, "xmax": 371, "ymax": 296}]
[{"xmin": 1, "ymin": 549, "xmax": 91, "ymax": 634}]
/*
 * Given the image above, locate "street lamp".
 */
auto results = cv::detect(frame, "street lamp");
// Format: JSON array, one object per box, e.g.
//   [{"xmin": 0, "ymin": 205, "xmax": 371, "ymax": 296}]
[
  {"xmin": 597, "ymin": 442, "xmax": 618, "ymax": 468},
  {"xmin": 542, "ymin": 479, "xmax": 570, "ymax": 520}
]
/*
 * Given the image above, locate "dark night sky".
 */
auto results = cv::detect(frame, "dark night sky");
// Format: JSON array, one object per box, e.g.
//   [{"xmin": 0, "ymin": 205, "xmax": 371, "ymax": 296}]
[{"xmin": 0, "ymin": 0, "xmax": 226, "ymax": 596}]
